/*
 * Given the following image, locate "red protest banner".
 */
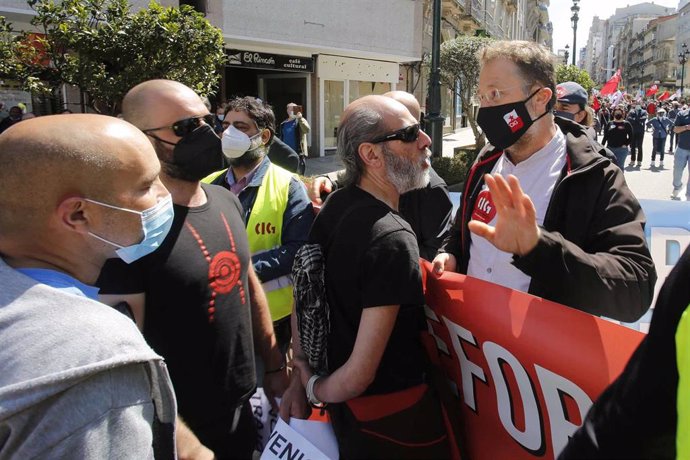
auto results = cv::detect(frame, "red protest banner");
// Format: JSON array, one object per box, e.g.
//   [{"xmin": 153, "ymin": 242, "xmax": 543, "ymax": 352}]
[{"xmin": 421, "ymin": 261, "xmax": 644, "ymax": 460}]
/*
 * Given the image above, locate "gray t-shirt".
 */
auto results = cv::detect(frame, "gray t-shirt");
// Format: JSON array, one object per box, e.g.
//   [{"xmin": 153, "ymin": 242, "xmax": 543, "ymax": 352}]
[{"xmin": 0, "ymin": 258, "xmax": 176, "ymax": 459}]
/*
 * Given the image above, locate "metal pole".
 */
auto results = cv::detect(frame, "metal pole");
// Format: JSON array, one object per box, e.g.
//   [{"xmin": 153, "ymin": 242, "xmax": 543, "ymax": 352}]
[
  {"xmin": 682, "ymin": 60, "xmax": 685, "ymax": 98},
  {"xmin": 571, "ymin": 0, "xmax": 579, "ymax": 66},
  {"xmin": 428, "ymin": 0, "xmax": 445, "ymax": 158},
  {"xmin": 572, "ymin": 24, "xmax": 577, "ymax": 66}
]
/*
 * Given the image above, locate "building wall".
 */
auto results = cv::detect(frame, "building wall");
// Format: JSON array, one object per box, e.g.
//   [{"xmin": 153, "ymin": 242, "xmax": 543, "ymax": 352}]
[
  {"xmin": 590, "ymin": 2, "xmax": 675, "ymax": 84},
  {"xmin": 219, "ymin": 0, "xmax": 422, "ymax": 62}
]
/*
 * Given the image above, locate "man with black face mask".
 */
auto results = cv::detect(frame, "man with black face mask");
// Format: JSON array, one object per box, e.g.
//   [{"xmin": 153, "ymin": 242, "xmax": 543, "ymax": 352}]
[
  {"xmin": 97, "ymin": 81, "xmax": 288, "ymax": 460},
  {"xmin": 204, "ymin": 96, "xmax": 314, "ymax": 357},
  {"xmin": 432, "ymin": 40, "xmax": 656, "ymax": 322}
]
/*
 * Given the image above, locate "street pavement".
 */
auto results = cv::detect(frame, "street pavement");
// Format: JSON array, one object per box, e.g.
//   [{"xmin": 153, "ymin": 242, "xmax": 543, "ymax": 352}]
[
  {"xmin": 305, "ymin": 127, "xmax": 690, "ymax": 202},
  {"xmin": 620, "ymin": 133, "xmax": 688, "ymax": 202}
]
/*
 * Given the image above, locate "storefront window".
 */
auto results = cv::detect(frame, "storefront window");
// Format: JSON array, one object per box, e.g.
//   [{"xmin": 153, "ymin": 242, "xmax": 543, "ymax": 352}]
[
  {"xmin": 348, "ymin": 81, "xmax": 391, "ymax": 103},
  {"xmin": 324, "ymin": 80, "xmax": 344, "ymax": 149}
]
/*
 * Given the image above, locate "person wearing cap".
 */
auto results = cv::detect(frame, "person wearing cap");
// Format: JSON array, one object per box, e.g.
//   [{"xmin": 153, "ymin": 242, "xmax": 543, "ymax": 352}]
[
  {"xmin": 646, "ymin": 108, "xmax": 672, "ymax": 168},
  {"xmin": 554, "ymin": 81, "xmax": 596, "ymax": 139}
]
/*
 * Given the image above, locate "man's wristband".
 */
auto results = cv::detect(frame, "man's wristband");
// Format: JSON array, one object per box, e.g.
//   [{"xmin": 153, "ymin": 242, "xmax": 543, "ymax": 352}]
[{"xmin": 306, "ymin": 374, "xmax": 326, "ymax": 407}]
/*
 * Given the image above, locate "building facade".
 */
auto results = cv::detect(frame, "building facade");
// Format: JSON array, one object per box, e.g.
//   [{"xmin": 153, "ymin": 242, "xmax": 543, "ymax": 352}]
[
  {"xmin": 584, "ymin": 2, "xmax": 675, "ymax": 85},
  {"xmin": 1, "ymin": 0, "xmax": 550, "ymax": 153}
]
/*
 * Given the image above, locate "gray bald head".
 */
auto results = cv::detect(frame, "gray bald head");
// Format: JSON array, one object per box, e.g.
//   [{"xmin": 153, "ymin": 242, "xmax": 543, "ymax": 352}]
[{"xmin": 383, "ymin": 91, "xmax": 421, "ymax": 121}]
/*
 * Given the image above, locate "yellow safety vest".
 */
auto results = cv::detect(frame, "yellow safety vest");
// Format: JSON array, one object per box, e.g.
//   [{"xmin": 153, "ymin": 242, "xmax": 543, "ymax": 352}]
[
  {"xmin": 676, "ymin": 304, "xmax": 690, "ymax": 459},
  {"xmin": 246, "ymin": 164, "xmax": 294, "ymax": 322}
]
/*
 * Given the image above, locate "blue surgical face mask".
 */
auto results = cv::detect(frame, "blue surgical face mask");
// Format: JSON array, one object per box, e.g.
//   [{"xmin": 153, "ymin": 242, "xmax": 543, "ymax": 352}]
[{"xmin": 86, "ymin": 194, "xmax": 174, "ymax": 263}]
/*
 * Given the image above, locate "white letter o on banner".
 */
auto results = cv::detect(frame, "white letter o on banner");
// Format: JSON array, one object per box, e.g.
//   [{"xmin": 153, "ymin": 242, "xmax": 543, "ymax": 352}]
[{"xmin": 483, "ymin": 341, "xmax": 543, "ymax": 453}]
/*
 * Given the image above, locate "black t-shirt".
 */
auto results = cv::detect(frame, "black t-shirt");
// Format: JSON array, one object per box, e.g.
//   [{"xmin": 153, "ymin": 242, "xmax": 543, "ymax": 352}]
[
  {"xmin": 310, "ymin": 186, "xmax": 427, "ymax": 395},
  {"xmin": 398, "ymin": 167, "xmax": 452, "ymax": 261},
  {"xmin": 602, "ymin": 120, "xmax": 634, "ymax": 148},
  {"xmin": 97, "ymin": 183, "xmax": 255, "ymax": 435}
]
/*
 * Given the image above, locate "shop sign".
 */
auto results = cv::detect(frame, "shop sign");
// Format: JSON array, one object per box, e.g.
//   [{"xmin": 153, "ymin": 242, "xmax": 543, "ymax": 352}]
[{"xmin": 226, "ymin": 49, "xmax": 314, "ymax": 73}]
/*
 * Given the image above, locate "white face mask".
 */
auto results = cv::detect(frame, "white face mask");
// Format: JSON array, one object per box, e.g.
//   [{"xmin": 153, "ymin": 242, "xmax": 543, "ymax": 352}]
[
  {"xmin": 216, "ymin": 113, "xmax": 225, "ymax": 121},
  {"xmin": 221, "ymin": 125, "xmax": 264, "ymax": 159}
]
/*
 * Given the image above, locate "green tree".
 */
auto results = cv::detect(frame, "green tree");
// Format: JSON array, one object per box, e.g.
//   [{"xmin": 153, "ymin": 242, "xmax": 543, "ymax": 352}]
[
  {"xmin": 438, "ymin": 35, "xmax": 494, "ymax": 152},
  {"xmin": 0, "ymin": 16, "xmax": 48, "ymax": 93},
  {"xmin": 10, "ymin": 0, "xmax": 226, "ymax": 114},
  {"xmin": 555, "ymin": 64, "xmax": 595, "ymax": 96}
]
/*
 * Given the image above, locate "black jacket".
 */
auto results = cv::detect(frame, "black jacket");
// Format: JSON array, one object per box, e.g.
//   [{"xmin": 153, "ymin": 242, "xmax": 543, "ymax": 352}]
[
  {"xmin": 560, "ymin": 246, "xmax": 690, "ymax": 459},
  {"xmin": 267, "ymin": 137, "xmax": 300, "ymax": 173},
  {"xmin": 440, "ymin": 117, "xmax": 656, "ymax": 322},
  {"xmin": 627, "ymin": 109, "xmax": 649, "ymax": 134}
]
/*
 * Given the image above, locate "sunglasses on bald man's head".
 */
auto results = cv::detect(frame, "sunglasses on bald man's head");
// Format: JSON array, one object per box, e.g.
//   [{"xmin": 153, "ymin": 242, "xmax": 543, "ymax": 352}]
[
  {"xmin": 369, "ymin": 123, "xmax": 421, "ymax": 144},
  {"xmin": 143, "ymin": 114, "xmax": 216, "ymax": 138}
]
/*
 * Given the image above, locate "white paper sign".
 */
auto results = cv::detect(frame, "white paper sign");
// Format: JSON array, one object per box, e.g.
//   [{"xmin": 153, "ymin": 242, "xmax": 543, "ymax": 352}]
[
  {"xmin": 289, "ymin": 418, "xmax": 339, "ymax": 460},
  {"xmin": 260, "ymin": 418, "xmax": 338, "ymax": 460},
  {"xmin": 250, "ymin": 388, "xmax": 280, "ymax": 452}
]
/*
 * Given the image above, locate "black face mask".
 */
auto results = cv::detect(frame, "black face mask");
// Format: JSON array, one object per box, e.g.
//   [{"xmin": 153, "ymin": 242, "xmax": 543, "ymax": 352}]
[
  {"xmin": 161, "ymin": 124, "xmax": 224, "ymax": 182},
  {"xmin": 554, "ymin": 110, "xmax": 576, "ymax": 121},
  {"xmin": 477, "ymin": 88, "xmax": 549, "ymax": 150}
]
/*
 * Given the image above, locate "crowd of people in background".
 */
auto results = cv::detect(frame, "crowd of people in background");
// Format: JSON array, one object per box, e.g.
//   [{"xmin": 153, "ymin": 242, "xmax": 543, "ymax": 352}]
[{"xmin": 585, "ymin": 90, "xmax": 690, "ymax": 200}]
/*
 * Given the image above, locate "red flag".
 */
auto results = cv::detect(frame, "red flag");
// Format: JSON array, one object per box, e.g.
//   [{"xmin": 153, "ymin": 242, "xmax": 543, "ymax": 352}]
[
  {"xmin": 658, "ymin": 91, "xmax": 670, "ymax": 101},
  {"xmin": 600, "ymin": 69, "xmax": 622, "ymax": 96},
  {"xmin": 592, "ymin": 96, "xmax": 601, "ymax": 111},
  {"xmin": 646, "ymin": 84, "xmax": 659, "ymax": 97}
]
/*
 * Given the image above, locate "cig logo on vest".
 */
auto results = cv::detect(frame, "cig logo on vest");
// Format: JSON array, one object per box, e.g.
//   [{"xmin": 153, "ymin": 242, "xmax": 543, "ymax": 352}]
[{"xmin": 255, "ymin": 222, "xmax": 277, "ymax": 235}]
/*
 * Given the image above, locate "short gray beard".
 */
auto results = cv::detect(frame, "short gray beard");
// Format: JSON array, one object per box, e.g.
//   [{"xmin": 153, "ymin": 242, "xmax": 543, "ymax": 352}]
[{"xmin": 382, "ymin": 144, "xmax": 430, "ymax": 195}]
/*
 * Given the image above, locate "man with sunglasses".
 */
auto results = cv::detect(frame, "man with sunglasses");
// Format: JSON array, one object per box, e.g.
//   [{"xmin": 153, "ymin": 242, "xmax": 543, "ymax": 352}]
[
  {"xmin": 282, "ymin": 95, "xmax": 450, "ymax": 458},
  {"xmin": 205, "ymin": 96, "xmax": 313, "ymax": 358},
  {"xmin": 97, "ymin": 80, "xmax": 288, "ymax": 460},
  {"xmin": 432, "ymin": 40, "xmax": 656, "ymax": 322},
  {"xmin": 308, "ymin": 90, "xmax": 453, "ymax": 261}
]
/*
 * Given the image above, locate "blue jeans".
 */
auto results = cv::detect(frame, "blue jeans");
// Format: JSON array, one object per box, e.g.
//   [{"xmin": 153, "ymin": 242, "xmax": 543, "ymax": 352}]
[
  {"xmin": 609, "ymin": 146, "xmax": 629, "ymax": 170},
  {"xmin": 673, "ymin": 147, "xmax": 690, "ymax": 198}
]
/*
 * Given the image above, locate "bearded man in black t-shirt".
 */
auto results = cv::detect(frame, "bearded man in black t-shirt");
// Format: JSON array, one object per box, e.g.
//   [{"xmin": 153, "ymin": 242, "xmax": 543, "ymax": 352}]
[
  {"xmin": 97, "ymin": 80, "xmax": 288, "ymax": 460},
  {"xmin": 281, "ymin": 95, "xmax": 450, "ymax": 459}
]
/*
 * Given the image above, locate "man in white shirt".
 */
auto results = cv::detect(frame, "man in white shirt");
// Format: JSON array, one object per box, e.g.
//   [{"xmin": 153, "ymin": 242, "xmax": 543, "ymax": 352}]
[{"xmin": 432, "ymin": 40, "xmax": 656, "ymax": 322}]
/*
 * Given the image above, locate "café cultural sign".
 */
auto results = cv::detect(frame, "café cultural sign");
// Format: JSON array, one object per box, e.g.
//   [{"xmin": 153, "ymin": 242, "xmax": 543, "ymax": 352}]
[{"xmin": 226, "ymin": 49, "xmax": 314, "ymax": 73}]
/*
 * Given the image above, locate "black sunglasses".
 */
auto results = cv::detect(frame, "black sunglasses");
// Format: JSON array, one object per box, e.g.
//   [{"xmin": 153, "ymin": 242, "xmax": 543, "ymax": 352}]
[
  {"xmin": 370, "ymin": 123, "xmax": 421, "ymax": 144},
  {"xmin": 143, "ymin": 114, "xmax": 216, "ymax": 137}
]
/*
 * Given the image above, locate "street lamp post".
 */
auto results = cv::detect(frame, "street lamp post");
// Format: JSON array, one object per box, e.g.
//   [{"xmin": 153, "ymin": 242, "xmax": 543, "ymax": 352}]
[
  {"xmin": 571, "ymin": 0, "xmax": 580, "ymax": 66},
  {"xmin": 564, "ymin": 45, "xmax": 570, "ymax": 66},
  {"xmin": 427, "ymin": 0, "xmax": 445, "ymax": 158},
  {"xmin": 680, "ymin": 43, "xmax": 689, "ymax": 99}
]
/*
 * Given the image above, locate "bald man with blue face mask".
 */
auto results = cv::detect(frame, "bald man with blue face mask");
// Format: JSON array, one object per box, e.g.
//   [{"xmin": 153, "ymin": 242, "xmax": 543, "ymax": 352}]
[{"xmin": 0, "ymin": 114, "xmax": 177, "ymax": 458}]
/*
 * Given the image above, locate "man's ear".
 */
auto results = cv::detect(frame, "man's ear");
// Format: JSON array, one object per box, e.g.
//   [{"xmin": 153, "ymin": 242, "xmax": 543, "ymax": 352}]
[
  {"xmin": 358, "ymin": 142, "xmax": 384, "ymax": 169},
  {"xmin": 535, "ymin": 87, "xmax": 554, "ymax": 113},
  {"xmin": 262, "ymin": 128, "xmax": 272, "ymax": 145},
  {"xmin": 56, "ymin": 197, "xmax": 90, "ymax": 235}
]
